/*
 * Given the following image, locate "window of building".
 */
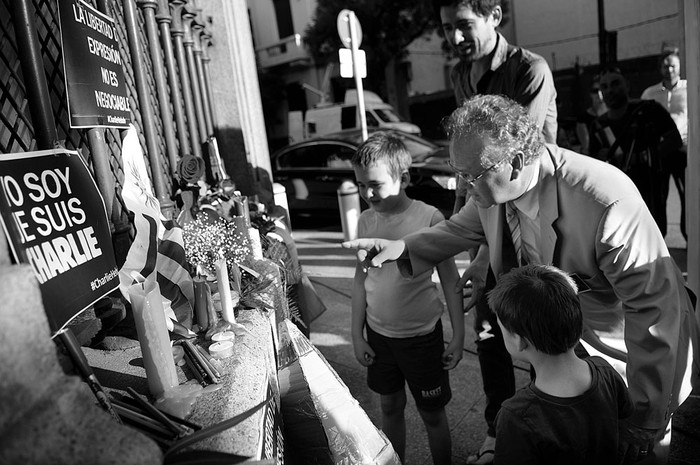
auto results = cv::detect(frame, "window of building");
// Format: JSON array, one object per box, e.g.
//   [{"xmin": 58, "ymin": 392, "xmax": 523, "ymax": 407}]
[{"xmin": 273, "ymin": 0, "xmax": 294, "ymax": 39}]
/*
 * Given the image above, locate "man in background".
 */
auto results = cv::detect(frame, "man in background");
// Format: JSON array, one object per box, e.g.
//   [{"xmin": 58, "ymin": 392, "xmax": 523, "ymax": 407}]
[
  {"xmin": 575, "ymin": 79, "xmax": 608, "ymax": 156},
  {"xmin": 435, "ymin": 2, "xmax": 558, "ymax": 461},
  {"xmin": 590, "ymin": 66, "xmax": 682, "ymax": 237},
  {"xmin": 641, "ymin": 48, "xmax": 688, "ymax": 241}
]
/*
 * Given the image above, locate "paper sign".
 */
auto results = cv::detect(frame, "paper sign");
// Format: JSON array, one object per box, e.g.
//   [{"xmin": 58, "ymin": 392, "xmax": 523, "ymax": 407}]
[
  {"xmin": 58, "ymin": 0, "xmax": 131, "ymax": 128},
  {"xmin": 0, "ymin": 149, "xmax": 118, "ymax": 333}
]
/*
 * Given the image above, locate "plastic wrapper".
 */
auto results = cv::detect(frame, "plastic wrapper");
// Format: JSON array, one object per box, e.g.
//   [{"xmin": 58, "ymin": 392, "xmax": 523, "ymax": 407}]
[{"xmin": 278, "ymin": 320, "xmax": 400, "ymax": 465}]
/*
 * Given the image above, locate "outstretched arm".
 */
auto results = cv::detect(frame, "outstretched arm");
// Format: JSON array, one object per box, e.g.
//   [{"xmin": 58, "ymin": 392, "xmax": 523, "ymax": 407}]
[{"xmin": 342, "ymin": 238, "xmax": 407, "ymax": 270}]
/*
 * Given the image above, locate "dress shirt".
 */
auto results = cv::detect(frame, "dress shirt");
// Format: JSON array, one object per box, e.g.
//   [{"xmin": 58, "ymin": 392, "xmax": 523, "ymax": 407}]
[
  {"xmin": 511, "ymin": 162, "xmax": 542, "ymax": 265},
  {"xmin": 641, "ymin": 80, "xmax": 687, "ymax": 145}
]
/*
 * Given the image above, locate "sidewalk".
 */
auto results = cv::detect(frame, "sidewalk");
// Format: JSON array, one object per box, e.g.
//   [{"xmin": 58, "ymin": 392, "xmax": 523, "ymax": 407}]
[{"xmin": 291, "ymin": 183, "xmax": 698, "ymax": 464}]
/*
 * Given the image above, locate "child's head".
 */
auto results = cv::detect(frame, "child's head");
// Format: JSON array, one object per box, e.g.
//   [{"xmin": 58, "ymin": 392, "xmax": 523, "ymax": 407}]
[
  {"xmin": 352, "ymin": 131, "xmax": 413, "ymax": 178},
  {"xmin": 352, "ymin": 132, "xmax": 412, "ymax": 212},
  {"xmin": 488, "ymin": 264, "xmax": 582, "ymax": 356}
]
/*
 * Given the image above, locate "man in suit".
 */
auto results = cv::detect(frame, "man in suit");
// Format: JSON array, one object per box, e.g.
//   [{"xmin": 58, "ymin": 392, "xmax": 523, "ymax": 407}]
[{"xmin": 344, "ymin": 95, "xmax": 698, "ymax": 464}]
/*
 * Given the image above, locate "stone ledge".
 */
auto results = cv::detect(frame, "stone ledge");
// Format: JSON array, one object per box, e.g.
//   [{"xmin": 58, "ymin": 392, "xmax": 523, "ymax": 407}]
[{"xmin": 84, "ymin": 308, "xmax": 281, "ymax": 460}]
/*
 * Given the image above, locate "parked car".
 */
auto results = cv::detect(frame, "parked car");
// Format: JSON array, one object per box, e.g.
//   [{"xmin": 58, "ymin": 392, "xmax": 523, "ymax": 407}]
[{"xmin": 271, "ymin": 129, "xmax": 457, "ymax": 221}]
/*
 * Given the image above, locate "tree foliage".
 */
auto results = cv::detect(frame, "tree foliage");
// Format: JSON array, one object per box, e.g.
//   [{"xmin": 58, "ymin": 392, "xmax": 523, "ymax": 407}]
[{"xmin": 304, "ymin": 0, "xmax": 441, "ymax": 94}]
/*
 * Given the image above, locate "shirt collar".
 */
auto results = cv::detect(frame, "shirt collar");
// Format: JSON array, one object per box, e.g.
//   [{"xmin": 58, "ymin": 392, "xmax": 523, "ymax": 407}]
[
  {"xmin": 489, "ymin": 33, "xmax": 509, "ymax": 71},
  {"xmin": 511, "ymin": 160, "xmax": 541, "ymax": 220},
  {"xmin": 458, "ymin": 32, "xmax": 509, "ymax": 75}
]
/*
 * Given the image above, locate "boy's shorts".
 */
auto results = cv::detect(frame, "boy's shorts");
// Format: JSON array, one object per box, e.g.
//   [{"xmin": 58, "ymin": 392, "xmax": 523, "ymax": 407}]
[{"xmin": 366, "ymin": 320, "xmax": 451, "ymax": 411}]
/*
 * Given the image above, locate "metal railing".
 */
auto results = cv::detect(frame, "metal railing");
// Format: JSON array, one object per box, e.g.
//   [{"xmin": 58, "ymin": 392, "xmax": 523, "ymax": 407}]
[{"xmin": 1, "ymin": 0, "xmax": 220, "ymax": 261}]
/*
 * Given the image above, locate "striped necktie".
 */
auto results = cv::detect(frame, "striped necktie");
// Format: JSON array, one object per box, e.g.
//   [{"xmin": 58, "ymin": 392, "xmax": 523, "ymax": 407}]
[{"xmin": 506, "ymin": 202, "xmax": 524, "ymax": 266}]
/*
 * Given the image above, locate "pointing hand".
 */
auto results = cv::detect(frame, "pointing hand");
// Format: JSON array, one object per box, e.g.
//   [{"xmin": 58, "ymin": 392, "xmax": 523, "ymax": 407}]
[{"xmin": 342, "ymin": 238, "xmax": 407, "ymax": 271}]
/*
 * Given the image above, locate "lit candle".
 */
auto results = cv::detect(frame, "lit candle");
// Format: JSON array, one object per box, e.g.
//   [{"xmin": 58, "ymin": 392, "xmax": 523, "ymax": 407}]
[
  {"xmin": 215, "ymin": 255, "xmax": 236, "ymax": 323},
  {"xmin": 128, "ymin": 279, "xmax": 179, "ymax": 398}
]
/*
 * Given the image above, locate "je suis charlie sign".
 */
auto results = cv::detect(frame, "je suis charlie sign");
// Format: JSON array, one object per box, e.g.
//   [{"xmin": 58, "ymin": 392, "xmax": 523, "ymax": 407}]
[
  {"xmin": 58, "ymin": 0, "xmax": 131, "ymax": 128},
  {"xmin": 0, "ymin": 150, "xmax": 118, "ymax": 334}
]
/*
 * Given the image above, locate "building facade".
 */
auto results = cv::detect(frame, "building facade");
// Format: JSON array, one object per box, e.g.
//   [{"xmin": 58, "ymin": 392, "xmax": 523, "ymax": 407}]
[{"xmin": 248, "ymin": 0, "xmax": 683, "ymax": 143}]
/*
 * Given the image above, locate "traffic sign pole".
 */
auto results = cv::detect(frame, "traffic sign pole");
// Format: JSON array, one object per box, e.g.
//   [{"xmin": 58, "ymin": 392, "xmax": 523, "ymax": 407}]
[
  {"xmin": 337, "ymin": 10, "xmax": 368, "ymax": 142},
  {"xmin": 348, "ymin": 12, "xmax": 367, "ymax": 141}
]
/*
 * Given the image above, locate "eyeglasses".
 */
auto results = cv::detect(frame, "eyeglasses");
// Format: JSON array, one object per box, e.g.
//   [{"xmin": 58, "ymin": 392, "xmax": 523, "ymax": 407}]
[{"xmin": 448, "ymin": 158, "xmax": 508, "ymax": 186}]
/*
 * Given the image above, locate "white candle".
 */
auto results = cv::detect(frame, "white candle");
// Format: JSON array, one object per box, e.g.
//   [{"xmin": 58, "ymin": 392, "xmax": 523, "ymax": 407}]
[
  {"xmin": 212, "ymin": 330, "xmax": 236, "ymax": 342},
  {"xmin": 215, "ymin": 256, "xmax": 236, "ymax": 323},
  {"xmin": 128, "ymin": 280, "xmax": 179, "ymax": 398},
  {"xmin": 209, "ymin": 340, "xmax": 235, "ymax": 359},
  {"xmin": 248, "ymin": 227, "xmax": 263, "ymax": 260}
]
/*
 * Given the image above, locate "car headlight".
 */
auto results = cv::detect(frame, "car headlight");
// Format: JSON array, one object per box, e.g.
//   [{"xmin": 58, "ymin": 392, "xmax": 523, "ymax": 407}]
[{"xmin": 431, "ymin": 175, "xmax": 457, "ymax": 190}]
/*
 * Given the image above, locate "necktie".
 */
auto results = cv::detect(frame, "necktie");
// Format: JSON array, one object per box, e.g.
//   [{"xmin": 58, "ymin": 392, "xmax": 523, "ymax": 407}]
[{"xmin": 506, "ymin": 202, "xmax": 524, "ymax": 266}]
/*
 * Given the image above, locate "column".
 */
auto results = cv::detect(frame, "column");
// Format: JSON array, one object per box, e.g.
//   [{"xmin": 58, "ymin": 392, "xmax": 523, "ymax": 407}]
[
  {"xmin": 194, "ymin": 26, "xmax": 213, "ymax": 138},
  {"xmin": 199, "ymin": 31, "xmax": 218, "ymax": 129},
  {"xmin": 169, "ymin": 0, "xmax": 202, "ymax": 158},
  {"xmin": 137, "ymin": 0, "xmax": 179, "ymax": 177},
  {"xmin": 156, "ymin": 0, "xmax": 190, "ymax": 159},
  {"xmin": 182, "ymin": 7, "xmax": 209, "ymax": 142},
  {"xmin": 123, "ymin": 0, "xmax": 175, "ymax": 216},
  {"xmin": 683, "ymin": 0, "xmax": 699, "ymax": 293}
]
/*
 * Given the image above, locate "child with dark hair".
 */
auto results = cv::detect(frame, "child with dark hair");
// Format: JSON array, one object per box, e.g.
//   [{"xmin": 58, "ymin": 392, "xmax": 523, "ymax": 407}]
[
  {"xmin": 488, "ymin": 264, "xmax": 632, "ymax": 464},
  {"xmin": 351, "ymin": 131, "xmax": 464, "ymax": 465}
]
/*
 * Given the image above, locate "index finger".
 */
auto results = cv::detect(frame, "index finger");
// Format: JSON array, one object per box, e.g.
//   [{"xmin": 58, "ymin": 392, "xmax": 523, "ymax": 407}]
[{"xmin": 342, "ymin": 239, "xmax": 374, "ymax": 250}]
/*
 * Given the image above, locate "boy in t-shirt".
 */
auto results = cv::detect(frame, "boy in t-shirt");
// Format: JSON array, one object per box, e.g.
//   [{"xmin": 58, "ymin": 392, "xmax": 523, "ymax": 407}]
[
  {"xmin": 488, "ymin": 264, "xmax": 633, "ymax": 464},
  {"xmin": 351, "ymin": 132, "xmax": 465, "ymax": 465}
]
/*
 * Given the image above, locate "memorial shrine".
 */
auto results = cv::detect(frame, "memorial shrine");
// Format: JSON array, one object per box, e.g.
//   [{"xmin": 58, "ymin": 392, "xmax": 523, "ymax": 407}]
[{"xmin": 0, "ymin": 0, "xmax": 399, "ymax": 463}]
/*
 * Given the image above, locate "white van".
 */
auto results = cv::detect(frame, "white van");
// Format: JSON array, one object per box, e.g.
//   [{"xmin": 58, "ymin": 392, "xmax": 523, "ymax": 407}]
[{"xmin": 290, "ymin": 91, "xmax": 421, "ymax": 141}]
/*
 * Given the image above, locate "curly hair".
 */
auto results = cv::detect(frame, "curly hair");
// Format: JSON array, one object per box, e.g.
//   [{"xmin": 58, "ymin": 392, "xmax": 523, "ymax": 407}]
[
  {"xmin": 352, "ymin": 131, "xmax": 412, "ymax": 180},
  {"xmin": 443, "ymin": 94, "xmax": 544, "ymax": 166}
]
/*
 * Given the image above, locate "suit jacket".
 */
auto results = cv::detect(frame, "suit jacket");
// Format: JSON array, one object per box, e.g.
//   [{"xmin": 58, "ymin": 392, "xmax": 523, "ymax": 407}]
[{"xmin": 400, "ymin": 144, "xmax": 699, "ymax": 431}]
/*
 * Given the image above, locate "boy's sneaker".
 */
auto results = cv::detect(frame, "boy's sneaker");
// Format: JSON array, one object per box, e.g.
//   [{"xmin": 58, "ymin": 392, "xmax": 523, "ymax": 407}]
[{"xmin": 467, "ymin": 435, "xmax": 495, "ymax": 464}]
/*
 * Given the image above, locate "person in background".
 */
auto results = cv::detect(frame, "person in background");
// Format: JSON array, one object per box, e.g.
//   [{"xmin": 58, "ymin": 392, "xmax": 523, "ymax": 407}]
[
  {"xmin": 437, "ymin": 0, "xmax": 557, "ymax": 214},
  {"xmin": 641, "ymin": 48, "xmax": 688, "ymax": 241},
  {"xmin": 489, "ymin": 265, "xmax": 633, "ymax": 465},
  {"xmin": 576, "ymin": 79, "xmax": 608, "ymax": 155},
  {"xmin": 590, "ymin": 66, "xmax": 682, "ymax": 238},
  {"xmin": 435, "ymin": 2, "xmax": 557, "ymax": 461},
  {"xmin": 350, "ymin": 132, "xmax": 465, "ymax": 465},
  {"xmin": 344, "ymin": 95, "xmax": 699, "ymax": 465}
]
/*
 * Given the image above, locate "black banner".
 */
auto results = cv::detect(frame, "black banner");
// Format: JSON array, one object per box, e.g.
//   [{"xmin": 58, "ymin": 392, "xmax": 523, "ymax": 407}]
[
  {"xmin": 0, "ymin": 149, "xmax": 119, "ymax": 333},
  {"xmin": 58, "ymin": 0, "xmax": 131, "ymax": 128}
]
